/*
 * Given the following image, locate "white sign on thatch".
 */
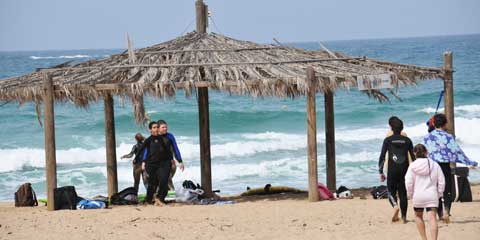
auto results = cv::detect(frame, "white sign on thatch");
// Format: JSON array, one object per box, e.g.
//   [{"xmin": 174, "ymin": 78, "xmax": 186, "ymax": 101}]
[{"xmin": 357, "ymin": 73, "xmax": 393, "ymax": 90}]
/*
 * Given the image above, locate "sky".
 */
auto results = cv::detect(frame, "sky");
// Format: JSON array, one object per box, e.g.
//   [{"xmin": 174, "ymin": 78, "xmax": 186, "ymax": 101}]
[{"xmin": 0, "ymin": 0, "xmax": 479, "ymax": 51}]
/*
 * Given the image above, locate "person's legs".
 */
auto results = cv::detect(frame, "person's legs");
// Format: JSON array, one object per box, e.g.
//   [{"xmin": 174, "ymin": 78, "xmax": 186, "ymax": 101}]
[
  {"xmin": 427, "ymin": 208, "xmax": 439, "ymax": 240},
  {"xmin": 387, "ymin": 178, "xmax": 400, "ymax": 222},
  {"xmin": 133, "ymin": 164, "xmax": 141, "ymax": 192},
  {"xmin": 141, "ymin": 168, "xmax": 149, "ymax": 191},
  {"xmin": 168, "ymin": 162, "xmax": 177, "ymax": 191},
  {"xmin": 398, "ymin": 179, "xmax": 408, "ymax": 222},
  {"xmin": 438, "ymin": 163, "xmax": 452, "ymax": 222},
  {"xmin": 414, "ymin": 209, "xmax": 427, "ymax": 240},
  {"xmin": 155, "ymin": 161, "xmax": 172, "ymax": 204},
  {"xmin": 146, "ymin": 164, "xmax": 160, "ymax": 204}
]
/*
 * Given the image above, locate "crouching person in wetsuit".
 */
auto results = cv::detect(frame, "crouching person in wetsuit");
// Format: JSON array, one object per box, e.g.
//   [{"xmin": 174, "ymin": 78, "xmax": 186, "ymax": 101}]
[
  {"xmin": 379, "ymin": 116, "xmax": 415, "ymax": 223},
  {"xmin": 142, "ymin": 121, "xmax": 177, "ymax": 206}
]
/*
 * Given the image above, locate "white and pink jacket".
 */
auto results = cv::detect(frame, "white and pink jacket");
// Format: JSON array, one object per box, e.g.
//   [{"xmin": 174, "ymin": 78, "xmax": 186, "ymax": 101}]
[{"xmin": 405, "ymin": 157, "xmax": 445, "ymax": 208}]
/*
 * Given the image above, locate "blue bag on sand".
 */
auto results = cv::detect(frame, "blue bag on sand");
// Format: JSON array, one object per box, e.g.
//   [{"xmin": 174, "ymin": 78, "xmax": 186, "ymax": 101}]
[{"xmin": 76, "ymin": 199, "xmax": 106, "ymax": 209}]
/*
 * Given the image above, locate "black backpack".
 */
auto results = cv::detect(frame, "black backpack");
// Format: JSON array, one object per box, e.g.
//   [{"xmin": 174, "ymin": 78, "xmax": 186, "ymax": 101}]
[
  {"xmin": 110, "ymin": 187, "xmax": 138, "ymax": 205},
  {"xmin": 54, "ymin": 186, "xmax": 82, "ymax": 210},
  {"xmin": 182, "ymin": 180, "xmax": 202, "ymax": 190},
  {"xmin": 14, "ymin": 183, "xmax": 38, "ymax": 207},
  {"xmin": 371, "ymin": 185, "xmax": 389, "ymax": 199}
]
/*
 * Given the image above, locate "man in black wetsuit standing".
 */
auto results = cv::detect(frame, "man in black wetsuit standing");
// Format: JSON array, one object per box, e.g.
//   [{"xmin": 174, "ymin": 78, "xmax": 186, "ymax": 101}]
[
  {"xmin": 141, "ymin": 121, "xmax": 177, "ymax": 205},
  {"xmin": 379, "ymin": 116, "xmax": 415, "ymax": 223}
]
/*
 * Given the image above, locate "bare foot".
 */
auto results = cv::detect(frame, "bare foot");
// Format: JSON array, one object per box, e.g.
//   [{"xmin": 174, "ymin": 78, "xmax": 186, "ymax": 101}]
[
  {"xmin": 391, "ymin": 207, "xmax": 400, "ymax": 222},
  {"xmin": 401, "ymin": 217, "xmax": 408, "ymax": 224},
  {"xmin": 154, "ymin": 198, "xmax": 165, "ymax": 207},
  {"xmin": 441, "ymin": 215, "xmax": 450, "ymax": 224}
]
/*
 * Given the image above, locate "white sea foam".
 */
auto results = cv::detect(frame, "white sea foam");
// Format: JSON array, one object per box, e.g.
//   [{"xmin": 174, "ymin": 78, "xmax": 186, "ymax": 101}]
[
  {"xmin": 0, "ymin": 143, "xmax": 132, "ymax": 173},
  {"xmin": 2, "ymin": 117, "xmax": 479, "ymax": 173},
  {"xmin": 418, "ymin": 104, "xmax": 480, "ymax": 114},
  {"xmin": 29, "ymin": 55, "xmax": 91, "ymax": 60}
]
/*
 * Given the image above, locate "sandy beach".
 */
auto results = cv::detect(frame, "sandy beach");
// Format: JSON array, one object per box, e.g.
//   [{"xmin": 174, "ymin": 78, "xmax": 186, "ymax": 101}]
[{"xmin": 1, "ymin": 185, "xmax": 479, "ymax": 240}]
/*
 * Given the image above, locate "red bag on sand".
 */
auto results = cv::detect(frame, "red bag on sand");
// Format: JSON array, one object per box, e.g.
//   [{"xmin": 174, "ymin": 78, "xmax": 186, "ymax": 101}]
[{"xmin": 317, "ymin": 183, "xmax": 335, "ymax": 200}]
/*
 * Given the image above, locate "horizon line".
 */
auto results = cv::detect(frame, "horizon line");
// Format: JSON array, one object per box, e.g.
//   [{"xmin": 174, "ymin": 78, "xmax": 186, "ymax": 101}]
[{"xmin": 1, "ymin": 32, "xmax": 478, "ymax": 52}]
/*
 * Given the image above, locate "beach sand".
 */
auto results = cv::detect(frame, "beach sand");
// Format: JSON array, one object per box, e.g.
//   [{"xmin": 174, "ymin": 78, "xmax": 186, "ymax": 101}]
[{"xmin": 1, "ymin": 185, "xmax": 479, "ymax": 240}]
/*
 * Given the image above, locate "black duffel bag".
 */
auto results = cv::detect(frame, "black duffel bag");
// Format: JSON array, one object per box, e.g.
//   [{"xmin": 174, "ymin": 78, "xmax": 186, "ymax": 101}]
[{"xmin": 54, "ymin": 186, "xmax": 82, "ymax": 210}]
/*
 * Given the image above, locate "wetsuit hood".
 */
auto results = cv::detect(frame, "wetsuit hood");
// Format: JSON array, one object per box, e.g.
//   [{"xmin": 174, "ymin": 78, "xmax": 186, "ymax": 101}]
[{"xmin": 410, "ymin": 158, "xmax": 433, "ymax": 176}]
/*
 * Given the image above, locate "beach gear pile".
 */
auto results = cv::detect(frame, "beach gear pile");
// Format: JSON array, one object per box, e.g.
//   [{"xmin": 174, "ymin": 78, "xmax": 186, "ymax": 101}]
[{"xmin": 175, "ymin": 180, "xmax": 205, "ymax": 203}]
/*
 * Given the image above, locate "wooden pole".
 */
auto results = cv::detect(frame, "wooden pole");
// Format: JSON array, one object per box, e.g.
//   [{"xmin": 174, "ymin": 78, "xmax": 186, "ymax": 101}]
[
  {"xmin": 196, "ymin": 0, "xmax": 212, "ymax": 196},
  {"xmin": 443, "ymin": 51, "xmax": 455, "ymax": 136},
  {"xmin": 324, "ymin": 90, "xmax": 336, "ymax": 191},
  {"xmin": 104, "ymin": 93, "xmax": 118, "ymax": 198},
  {"xmin": 196, "ymin": 0, "xmax": 207, "ymax": 34},
  {"xmin": 198, "ymin": 87, "xmax": 212, "ymax": 196},
  {"xmin": 306, "ymin": 67, "xmax": 319, "ymax": 202},
  {"xmin": 43, "ymin": 72, "xmax": 57, "ymax": 211}
]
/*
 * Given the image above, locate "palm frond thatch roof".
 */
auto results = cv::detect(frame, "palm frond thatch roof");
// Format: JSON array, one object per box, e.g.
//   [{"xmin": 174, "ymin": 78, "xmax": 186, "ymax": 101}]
[{"xmin": 0, "ymin": 32, "xmax": 443, "ymax": 122}]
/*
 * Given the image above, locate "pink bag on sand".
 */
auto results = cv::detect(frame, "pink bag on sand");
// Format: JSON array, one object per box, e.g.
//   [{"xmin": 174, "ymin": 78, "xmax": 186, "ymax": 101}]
[{"xmin": 317, "ymin": 183, "xmax": 335, "ymax": 200}]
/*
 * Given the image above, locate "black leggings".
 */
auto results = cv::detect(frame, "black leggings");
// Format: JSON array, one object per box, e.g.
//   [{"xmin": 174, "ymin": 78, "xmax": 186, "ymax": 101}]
[
  {"xmin": 387, "ymin": 177, "xmax": 408, "ymax": 218},
  {"xmin": 438, "ymin": 163, "xmax": 453, "ymax": 218},
  {"xmin": 145, "ymin": 161, "xmax": 171, "ymax": 203}
]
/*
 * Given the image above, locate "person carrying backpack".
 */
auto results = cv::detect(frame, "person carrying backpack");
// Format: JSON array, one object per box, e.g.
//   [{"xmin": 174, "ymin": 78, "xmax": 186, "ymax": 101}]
[{"xmin": 378, "ymin": 116, "xmax": 415, "ymax": 223}]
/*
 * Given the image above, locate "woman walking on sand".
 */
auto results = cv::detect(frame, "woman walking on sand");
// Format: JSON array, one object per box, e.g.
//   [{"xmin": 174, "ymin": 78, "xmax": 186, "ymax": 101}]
[
  {"xmin": 423, "ymin": 113, "xmax": 478, "ymax": 222},
  {"xmin": 405, "ymin": 144, "xmax": 445, "ymax": 240}
]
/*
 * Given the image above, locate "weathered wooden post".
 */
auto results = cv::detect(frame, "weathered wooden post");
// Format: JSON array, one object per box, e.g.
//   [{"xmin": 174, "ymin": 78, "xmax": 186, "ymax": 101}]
[
  {"xmin": 306, "ymin": 67, "xmax": 319, "ymax": 202},
  {"xmin": 104, "ymin": 93, "xmax": 118, "ymax": 197},
  {"xmin": 196, "ymin": 0, "xmax": 213, "ymax": 196},
  {"xmin": 324, "ymin": 90, "xmax": 336, "ymax": 191},
  {"xmin": 443, "ymin": 51, "xmax": 455, "ymax": 136},
  {"xmin": 42, "ymin": 72, "xmax": 57, "ymax": 211}
]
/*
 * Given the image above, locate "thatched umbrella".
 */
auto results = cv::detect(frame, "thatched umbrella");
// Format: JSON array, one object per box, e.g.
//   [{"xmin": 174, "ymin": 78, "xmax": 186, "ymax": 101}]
[
  {"xmin": 0, "ymin": 0, "xmax": 446, "ymax": 208},
  {"xmin": 0, "ymin": 31, "xmax": 442, "ymax": 113}
]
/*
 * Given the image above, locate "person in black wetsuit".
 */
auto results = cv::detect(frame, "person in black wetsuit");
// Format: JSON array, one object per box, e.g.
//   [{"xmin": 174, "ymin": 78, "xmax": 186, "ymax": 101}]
[
  {"xmin": 120, "ymin": 133, "xmax": 147, "ymax": 193},
  {"xmin": 141, "ymin": 121, "xmax": 177, "ymax": 205},
  {"xmin": 379, "ymin": 116, "xmax": 415, "ymax": 223}
]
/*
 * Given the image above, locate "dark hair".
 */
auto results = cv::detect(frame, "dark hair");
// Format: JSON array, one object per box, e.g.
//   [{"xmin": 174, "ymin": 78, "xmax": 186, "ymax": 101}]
[
  {"xmin": 148, "ymin": 121, "xmax": 158, "ymax": 129},
  {"xmin": 388, "ymin": 116, "xmax": 400, "ymax": 127},
  {"xmin": 389, "ymin": 116, "xmax": 403, "ymax": 134},
  {"xmin": 433, "ymin": 113, "xmax": 447, "ymax": 128},
  {"xmin": 413, "ymin": 144, "xmax": 428, "ymax": 158},
  {"xmin": 135, "ymin": 133, "xmax": 144, "ymax": 142},
  {"xmin": 157, "ymin": 119, "xmax": 167, "ymax": 126}
]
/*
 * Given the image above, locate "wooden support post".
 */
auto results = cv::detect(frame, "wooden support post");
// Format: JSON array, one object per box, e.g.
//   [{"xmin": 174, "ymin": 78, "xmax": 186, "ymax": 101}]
[
  {"xmin": 306, "ymin": 67, "xmax": 319, "ymax": 202},
  {"xmin": 43, "ymin": 73, "xmax": 57, "ymax": 211},
  {"xmin": 196, "ymin": 0, "xmax": 212, "ymax": 196},
  {"xmin": 324, "ymin": 90, "xmax": 336, "ymax": 191},
  {"xmin": 198, "ymin": 87, "xmax": 212, "ymax": 196},
  {"xmin": 104, "ymin": 93, "xmax": 118, "ymax": 198},
  {"xmin": 443, "ymin": 52, "xmax": 455, "ymax": 136},
  {"xmin": 196, "ymin": 0, "xmax": 207, "ymax": 34}
]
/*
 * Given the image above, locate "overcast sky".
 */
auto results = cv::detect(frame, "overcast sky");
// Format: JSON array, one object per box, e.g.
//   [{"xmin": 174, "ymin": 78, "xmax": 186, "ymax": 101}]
[{"xmin": 1, "ymin": 0, "xmax": 479, "ymax": 51}]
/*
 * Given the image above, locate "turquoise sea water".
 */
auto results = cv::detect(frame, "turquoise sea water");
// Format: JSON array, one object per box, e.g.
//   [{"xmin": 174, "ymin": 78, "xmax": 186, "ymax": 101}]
[{"xmin": 1, "ymin": 34, "xmax": 479, "ymax": 201}]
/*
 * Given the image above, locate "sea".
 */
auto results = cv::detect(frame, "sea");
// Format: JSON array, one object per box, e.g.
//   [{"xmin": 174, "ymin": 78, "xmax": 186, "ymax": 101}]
[{"xmin": 0, "ymin": 34, "xmax": 479, "ymax": 201}]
